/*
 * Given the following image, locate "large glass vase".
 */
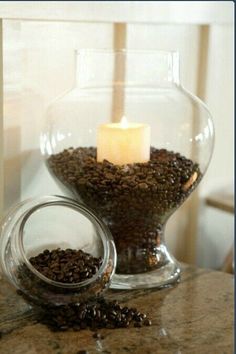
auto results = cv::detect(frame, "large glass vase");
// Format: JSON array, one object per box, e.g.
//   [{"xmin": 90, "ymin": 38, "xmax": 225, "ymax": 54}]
[{"xmin": 40, "ymin": 50, "xmax": 214, "ymax": 289}]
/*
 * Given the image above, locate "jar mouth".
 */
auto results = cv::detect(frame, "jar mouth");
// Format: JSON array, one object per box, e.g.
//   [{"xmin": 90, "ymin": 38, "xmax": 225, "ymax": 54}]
[
  {"xmin": 75, "ymin": 48, "xmax": 179, "ymax": 55},
  {"xmin": 74, "ymin": 48, "xmax": 180, "ymax": 89},
  {"xmin": 17, "ymin": 198, "xmax": 114, "ymax": 289}
]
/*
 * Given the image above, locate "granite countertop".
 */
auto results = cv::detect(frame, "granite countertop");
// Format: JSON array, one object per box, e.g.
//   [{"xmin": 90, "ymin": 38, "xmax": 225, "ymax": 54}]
[{"xmin": 0, "ymin": 264, "xmax": 233, "ymax": 354}]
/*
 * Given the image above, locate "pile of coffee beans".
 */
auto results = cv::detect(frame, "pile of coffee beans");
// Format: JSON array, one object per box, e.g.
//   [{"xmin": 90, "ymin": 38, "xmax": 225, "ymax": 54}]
[
  {"xmin": 29, "ymin": 248, "xmax": 103, "ymax": 283},
  {"xmin": 48, "ymin": 147, "xmax": 201, "ymax": 274},
  {"xmin": 17, "ymin": 248, "xmax": 112, "ymax": 307},
  {"xmin": 40, "ymin": 298, "xmax": 152, "ymax": 332},
  {"xmin": 17, "ymin": 248, "xmax": 152, "ymax": 332}
]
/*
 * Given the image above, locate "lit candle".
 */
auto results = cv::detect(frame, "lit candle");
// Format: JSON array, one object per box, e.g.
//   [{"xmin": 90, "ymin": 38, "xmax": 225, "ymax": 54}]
[{"xmin": 97, "ymin": 116, "xmax": 150, "ymax": 165}]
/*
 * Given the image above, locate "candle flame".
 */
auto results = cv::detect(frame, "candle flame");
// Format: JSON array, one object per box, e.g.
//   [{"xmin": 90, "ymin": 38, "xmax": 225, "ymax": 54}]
[{"xmin": 120, "ymin": 116, "xmax": 129, "ymax": 129}]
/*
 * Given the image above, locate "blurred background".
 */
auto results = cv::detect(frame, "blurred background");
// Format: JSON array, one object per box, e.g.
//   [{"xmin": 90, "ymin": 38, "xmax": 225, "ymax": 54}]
[{"xmin": 1, "ymin": 1, "xmax": 234, "ymax": 272}]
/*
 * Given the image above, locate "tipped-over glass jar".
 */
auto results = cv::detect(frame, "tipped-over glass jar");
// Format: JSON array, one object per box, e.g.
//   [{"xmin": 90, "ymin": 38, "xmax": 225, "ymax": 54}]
[
  {"xmin": 0, "ymin": 196, "xmax": 116, "ymax": 306},
  {"xmin": 41, "ymin": 49, "xmax": 214, "ymax": 289}
]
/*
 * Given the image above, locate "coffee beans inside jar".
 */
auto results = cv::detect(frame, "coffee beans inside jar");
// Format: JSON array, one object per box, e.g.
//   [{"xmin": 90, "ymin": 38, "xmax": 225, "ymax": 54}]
[
  {"xmin": 17, "ymin": 247, "xmax": 113, "ymax": 307},
  {"xmin": 47, "ymin": 147, "xmax": 201, "ymax": 274},
  {"xmin": 29, "ymin": 248, "xmax": 103, "ymax": 284},
  {"xmin": 17, "ymin": 248, "xmax": 152, "ymax": 332}
]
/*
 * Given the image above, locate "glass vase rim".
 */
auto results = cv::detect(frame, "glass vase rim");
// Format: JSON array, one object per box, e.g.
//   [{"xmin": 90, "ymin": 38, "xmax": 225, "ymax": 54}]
[
  {"xmin": 73, "ymin": 48, "xmax": 180, "ymax": 89},
  {"xmin": 74, "ymin": 48, "xmax": 180, "ymax": 57},
  {"xmin": 16, "ymin": 196, "xmax": 115, "ymax": 290}
]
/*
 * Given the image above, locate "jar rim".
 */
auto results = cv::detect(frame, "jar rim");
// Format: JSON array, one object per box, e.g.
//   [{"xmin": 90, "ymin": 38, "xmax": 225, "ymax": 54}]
[
  {"xmin": 17, "ymin": 196, "xmax": 116, "ymax": 289},
  {"xmin": 73, "ymin": 48, "xmax": 180, "ymax": 89},
  {"xmin": 75, "ymin": 48, "xmax": 179, "ymax": 56}
]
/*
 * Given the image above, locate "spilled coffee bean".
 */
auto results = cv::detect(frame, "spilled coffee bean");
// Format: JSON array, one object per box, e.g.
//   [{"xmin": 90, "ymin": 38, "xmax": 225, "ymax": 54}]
[
  {"xmin": 17, "ymin": 248, "xmax": 152, "ymax": 332},
  {"xmin": 48, "ymin": 147, "xmax": 201, "ymax": 274},
  {"xmin": 40, "ymin": 298, "xmax": 151, "ymax": 332}
]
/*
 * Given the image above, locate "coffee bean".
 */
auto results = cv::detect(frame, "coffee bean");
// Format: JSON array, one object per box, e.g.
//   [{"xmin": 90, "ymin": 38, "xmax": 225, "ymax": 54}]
[
  {"xmin": 143, "ymin": 319, "xmax": 152, "ymax": 326},
  {"xmin": 138, "ymin": 182, "xmax": 149, "ymax": 189},
  {"xmin": 29, "ymin": 248, "xmax": 102, "ymax": 284},
  {"xmin": 47, "ymin": 147, "xmax": 201, "ymax": 274},
  {"xmin": 37, "ymin": 292, "xmax": 151, "ymax": 332}
]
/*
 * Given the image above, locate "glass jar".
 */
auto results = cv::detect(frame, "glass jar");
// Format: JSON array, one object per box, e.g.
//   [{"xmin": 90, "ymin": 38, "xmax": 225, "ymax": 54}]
[
  {"xmin": 0, "ymin": 196, "xmax": 116, "ymax": 306},
  {"xmin": 40, "ymin": 50, "xmax": 214, "ymax": 289}
]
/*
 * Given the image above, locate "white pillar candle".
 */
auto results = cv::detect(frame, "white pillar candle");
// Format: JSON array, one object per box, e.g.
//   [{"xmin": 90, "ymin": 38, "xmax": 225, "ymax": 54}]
[{"xmin": 97, "ymin": 116, "xmax": 150, "ymax": 165}]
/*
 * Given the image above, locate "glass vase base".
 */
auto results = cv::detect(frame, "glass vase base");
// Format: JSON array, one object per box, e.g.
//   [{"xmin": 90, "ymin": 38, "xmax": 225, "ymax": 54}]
[{"xmin": 110, "ymin": 261, "xmax": 181, "ymax": 290}]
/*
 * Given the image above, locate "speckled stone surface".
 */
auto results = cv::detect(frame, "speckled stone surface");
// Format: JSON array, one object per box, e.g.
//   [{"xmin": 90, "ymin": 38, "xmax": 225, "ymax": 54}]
[{"xmin": 0, "ymin": 264, "xmax": 233, "ymax": 354}]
